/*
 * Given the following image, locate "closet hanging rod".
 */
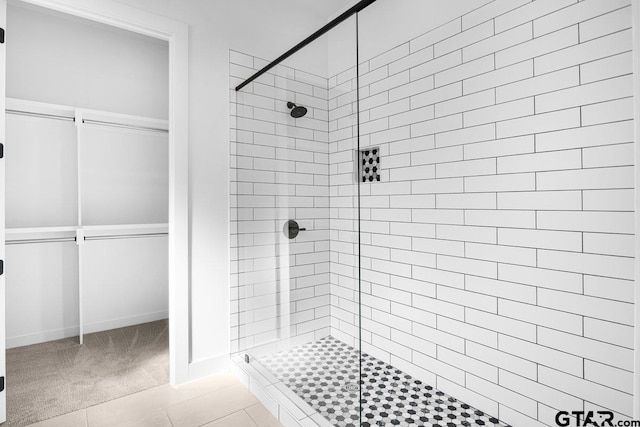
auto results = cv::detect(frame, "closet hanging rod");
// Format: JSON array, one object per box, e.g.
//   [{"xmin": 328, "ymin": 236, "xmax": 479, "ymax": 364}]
[
  {"xmin": 6, "ymin": 237, "xmax": 76, "ymax": 245},
  {"xmin": 84, "ymin": 233, "xmax": 168, "ymax": 241},
  {"xmin": 6, "ymin": 232, "xmax": 168, "ymax": 245},
  {"xmin": 6, "ymin": 109, "xmax": 74, "ymax": 122},
  {"xmin": 82, "ymin": 119, "xmax": 168, "ymax": 134},
  {"xmin": 6, "ymin": 109, "xmax": 169, "ymax": 133}
]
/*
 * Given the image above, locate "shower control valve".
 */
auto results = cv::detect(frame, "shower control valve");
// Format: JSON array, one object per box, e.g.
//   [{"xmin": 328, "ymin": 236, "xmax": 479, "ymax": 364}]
[{"xmin": 284, "ymin": 220, "xmax": 306, "ymax": 239}]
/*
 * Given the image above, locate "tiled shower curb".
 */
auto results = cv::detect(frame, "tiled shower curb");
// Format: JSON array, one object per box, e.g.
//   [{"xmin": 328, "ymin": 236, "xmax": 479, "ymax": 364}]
[{"xmin": 231, "ymin": 355, "xmax": 334, "ymax": 427}]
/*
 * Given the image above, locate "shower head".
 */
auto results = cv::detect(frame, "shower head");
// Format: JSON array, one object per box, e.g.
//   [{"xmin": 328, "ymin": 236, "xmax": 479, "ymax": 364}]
[{"xmin": 287, "ymin": 102, "xmax": 308, "ymax": 118}]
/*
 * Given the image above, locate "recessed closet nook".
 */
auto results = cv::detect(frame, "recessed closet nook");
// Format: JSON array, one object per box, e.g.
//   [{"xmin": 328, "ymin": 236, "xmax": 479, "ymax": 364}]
[{"xmin": 5, "ymin": 2, "xmax": 169, "ymax": 360}]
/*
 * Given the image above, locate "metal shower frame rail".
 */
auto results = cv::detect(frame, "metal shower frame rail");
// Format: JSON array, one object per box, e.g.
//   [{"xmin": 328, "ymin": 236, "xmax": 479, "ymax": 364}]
[{"xmin": 234, "ymin": 0, "xmax": 377, "ymax": 92}]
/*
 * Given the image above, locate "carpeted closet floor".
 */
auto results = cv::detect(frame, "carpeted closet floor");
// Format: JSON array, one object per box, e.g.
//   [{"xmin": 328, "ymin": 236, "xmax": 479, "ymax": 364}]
[{"xmin": 5, "ymin": 320, "xmax": 169, "ymax": 426}]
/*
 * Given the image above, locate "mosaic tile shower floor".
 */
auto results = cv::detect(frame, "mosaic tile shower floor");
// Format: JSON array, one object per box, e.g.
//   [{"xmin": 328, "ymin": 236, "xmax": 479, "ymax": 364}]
[{"xmin": 260, "ymin": 336, "xmax": 510, "ymax": 427}]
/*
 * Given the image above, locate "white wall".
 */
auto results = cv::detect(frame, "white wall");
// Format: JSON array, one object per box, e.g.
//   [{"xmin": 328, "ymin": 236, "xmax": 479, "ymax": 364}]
[
  {"xmin": 328, "ymin": 0, "xmax": 493, "ymax": 77},
  {"xmin": 82, "ymin": 237, "xmax": 168, "ymax": 334},
  {"xmin": 7, "ymin": 2, "xmax": 169, "ymax": 119},
  {"xmin": 5, "ymin": 114, "xmax": 77, "ymax": 228},
  {"xmin": 6, "ymin": 242, "xmax": 79, "ymax": 348},
  {"xmin": 80, "ymin": 125, "xmax": 169, "ymax": 225},
  {"xmin": 329, "ymin": 0, "xmax": 635, "ymax": 423}
]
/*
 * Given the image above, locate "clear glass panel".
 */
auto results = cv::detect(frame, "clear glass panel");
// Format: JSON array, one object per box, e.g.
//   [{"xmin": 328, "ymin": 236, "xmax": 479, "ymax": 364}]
[
  {"xmin": 355, "ymin": 2, "xmax": 511, "ymax": 426},
  {"xmin": 230, "ymin": 15, "xmax": 361, "ymax": 426}
]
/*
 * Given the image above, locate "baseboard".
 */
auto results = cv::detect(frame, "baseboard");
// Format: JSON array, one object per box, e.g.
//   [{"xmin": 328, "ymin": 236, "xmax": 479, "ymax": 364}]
[
  {"xmin": 6, "ymin": 326, "xmax": 80, "ymax": 349},
  {"xmin": 83, "ymin": 311, "xmax": 168, "ymax": 334},
  {"xmin": 6, "ymin": 311, "xmax": 169, "ymax": 349},
  {"xmin": 186, "ymin": 354, "xmax": 230, "ymax": 382}
]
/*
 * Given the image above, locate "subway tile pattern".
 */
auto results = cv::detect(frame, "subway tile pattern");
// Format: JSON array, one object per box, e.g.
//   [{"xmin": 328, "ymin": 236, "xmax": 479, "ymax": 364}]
[
  {"xmin": 230, "ymin": 52, "xmax": 332, "ymax": 355},
  {"xmin": 261, "ymin": 336, "xmax": 510, "ymax": 427},
  {"xmin": 232, "ymin": 0, "xmax": 636, "ymax": 424},
  {"xmin": 328, "ymin": 0, "xmax": 635, "ymax": 425}
]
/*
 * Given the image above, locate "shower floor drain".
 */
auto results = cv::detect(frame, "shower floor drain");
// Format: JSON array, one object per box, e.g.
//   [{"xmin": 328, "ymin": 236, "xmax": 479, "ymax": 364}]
[{"xmin": 342, "ymin": 382, "xmax": 360, "ymax": 393}]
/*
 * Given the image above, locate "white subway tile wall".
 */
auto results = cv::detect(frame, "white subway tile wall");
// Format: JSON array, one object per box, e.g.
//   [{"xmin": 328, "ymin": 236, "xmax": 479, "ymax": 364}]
[
  {"xmin": 232, "ymin": 0, "xmax": 635, "ymax": 424},
  {"xmin": 328, "ymin": 0, "xmax": 634, "ymax": 424},
  {"xmin": 230, "ymin": 52, "xmax": 332, "ymax": 355}
]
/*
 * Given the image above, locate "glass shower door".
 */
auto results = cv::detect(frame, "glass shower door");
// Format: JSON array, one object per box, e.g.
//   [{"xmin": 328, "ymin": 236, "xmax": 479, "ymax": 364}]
[{"xmin": 230, "ymin": 13, "xmax": 362, "ymax": 427}]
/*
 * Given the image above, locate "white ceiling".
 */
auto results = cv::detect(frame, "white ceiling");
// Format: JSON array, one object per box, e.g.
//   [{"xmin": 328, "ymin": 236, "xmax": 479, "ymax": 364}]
[
  {"xmin": 9, "ymin": 0, "xmax": 168, "ymax": 46},
  {"xmin": 297, "ymin": 0, "xmax": 354, "ymax": 21}
]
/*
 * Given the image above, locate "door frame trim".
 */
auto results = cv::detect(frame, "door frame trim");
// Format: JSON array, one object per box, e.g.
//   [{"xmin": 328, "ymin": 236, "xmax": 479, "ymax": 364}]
[{"xmin": 12, "ymin": 0, "xmax": 191, "ymax": 385}]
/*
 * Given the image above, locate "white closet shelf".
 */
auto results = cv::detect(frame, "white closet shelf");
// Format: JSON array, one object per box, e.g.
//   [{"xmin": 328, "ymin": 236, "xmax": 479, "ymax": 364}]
[
  {"xmin": 81, "ymin": 109, "xmax": 168, "ymax": 133},
  {"xmin": 6, "ymin": 98, "xmax": 169, "ymax": 132},
  {"xmin": 6, "ymin": 226, "xmax": 77, "ymax": 241},
  {"xmin": 5, "ymin": 98, "xmax": 74, "ymax": 121}
]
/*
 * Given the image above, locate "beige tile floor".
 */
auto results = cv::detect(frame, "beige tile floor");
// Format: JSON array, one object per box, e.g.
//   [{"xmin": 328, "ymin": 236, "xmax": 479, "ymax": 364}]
[{"xmin": 26, "ymin": 373, "xmax": 284, "ymax": 427}]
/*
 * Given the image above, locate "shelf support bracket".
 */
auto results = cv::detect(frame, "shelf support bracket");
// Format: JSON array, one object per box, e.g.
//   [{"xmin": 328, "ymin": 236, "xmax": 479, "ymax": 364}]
[{"xmin": 75, "ymin": 228, "xmax": 85, "ymax": 245}]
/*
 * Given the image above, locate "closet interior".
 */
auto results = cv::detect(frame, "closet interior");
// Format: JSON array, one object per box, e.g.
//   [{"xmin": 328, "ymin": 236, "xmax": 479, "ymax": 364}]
[
  {"xmin": 4, "ymin": 0, "xmax": 169, "ymax": 359},
  {"xmin": 5, "ymin": 98, "xmax": 169, "ymax": 348}
]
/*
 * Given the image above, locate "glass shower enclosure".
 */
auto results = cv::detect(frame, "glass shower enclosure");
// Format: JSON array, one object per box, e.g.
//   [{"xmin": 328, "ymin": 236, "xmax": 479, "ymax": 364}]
[
  {"xmin": 230, "ymin": 11, "xmax": 365, "ymax": 427},
  {"xmin": 228, "ymin": 0, "xmax": 557, "ymax": 425}
]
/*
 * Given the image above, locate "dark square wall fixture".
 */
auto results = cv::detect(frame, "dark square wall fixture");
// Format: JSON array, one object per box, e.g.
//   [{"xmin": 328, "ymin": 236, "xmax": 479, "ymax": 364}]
[{"xmin": 361, "ymin": 148, "xmax": 380, "ymax": 183}]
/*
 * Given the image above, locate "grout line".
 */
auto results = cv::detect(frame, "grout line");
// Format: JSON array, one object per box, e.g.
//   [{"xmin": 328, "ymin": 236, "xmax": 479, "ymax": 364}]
[{"xmin": 165, "ymin": 409, "xmax": 175, "ymax": 427}]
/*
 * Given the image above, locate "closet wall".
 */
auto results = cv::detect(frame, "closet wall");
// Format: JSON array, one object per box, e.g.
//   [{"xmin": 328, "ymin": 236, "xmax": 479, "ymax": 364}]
[
  {"xmin": 6, "ymin": 3, "xmax": 170, "ymax": 348},
  {"xmin": 7, "ymin": 3, "xmax": 168, "ymax": 118}
]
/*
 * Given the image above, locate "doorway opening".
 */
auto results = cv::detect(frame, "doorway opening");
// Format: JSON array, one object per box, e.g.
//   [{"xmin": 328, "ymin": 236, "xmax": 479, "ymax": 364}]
[{"xmin": 2, "ymin": 0, "xmax": 188, "ymax": 423}]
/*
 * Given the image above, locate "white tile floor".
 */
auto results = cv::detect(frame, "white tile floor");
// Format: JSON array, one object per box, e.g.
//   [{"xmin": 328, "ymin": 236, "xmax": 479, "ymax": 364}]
[{"xmin": 26, "ymin": 374, "xmax": 284, "ymax": 427}]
